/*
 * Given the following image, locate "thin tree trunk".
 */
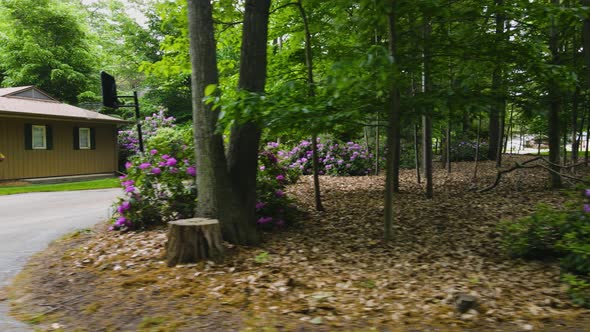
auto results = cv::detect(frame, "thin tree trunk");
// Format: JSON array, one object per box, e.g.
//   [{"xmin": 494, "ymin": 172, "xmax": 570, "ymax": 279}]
[
  {"xmin": 548, "ymin": 0, "xmax": 562, "ymax": 188},
  {"xmin": 414, "ymin": 124, "xmax": 421, "ymax": 184},
  {"xmin": 508, "ymin": 106, "xmax": 514, "ymax": 154},
  {"xmin": 473, "ymin": 117, "xmax": 482, "ymax": 179},
  {"xmin": 446, "ymin": 122, "xmax": 451, "ymax": 173},
  {"xmin": 538, "ymin": 131, "xmax": 542, "ymax": 156},
  {"xmin": 375, "ymin": 113, "xmax": 380, "ymax": 175},
  {"xmin": 586, "ymin": 118, "xmax": 590, "ymax": 164},
  {"xmin": 226, "ymin": 0, "xmax": 271, "ymax": 244},
  {"xmin": 423, "ymin": 15, "xmax": 433, "ymax": 199},
  {"xmin": 297, "ymin": 0, "xmax": 323, "ymax": 211},
  {"xmin": 572, "ymin": 91, "xmax": 580, "ymax": 165},
  {"xmin": 488, "ymin": 0, "xmax": 505, "ymax": 161},
  {"xmin": 496, "ymin": 104, "xmax": 505, "ymax": 167},
  {"xmin": 563, "ymin": 131, "xmax": 568, "ymax": 165},
  {"xmin": 384, "ymin": 0, "xmax": 402, "ymax": 240}
]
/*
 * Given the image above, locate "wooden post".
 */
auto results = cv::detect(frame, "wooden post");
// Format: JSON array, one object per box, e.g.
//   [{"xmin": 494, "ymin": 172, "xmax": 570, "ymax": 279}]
[{"xmin": 166, "ymin": 218, "xmax": 224, "ymax": 266}]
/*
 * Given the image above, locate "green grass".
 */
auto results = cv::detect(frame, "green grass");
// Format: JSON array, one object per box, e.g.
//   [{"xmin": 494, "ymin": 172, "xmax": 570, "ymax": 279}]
[{"xmin": 0, "ymin": 178, "xmax": 120, "ymax": 196}]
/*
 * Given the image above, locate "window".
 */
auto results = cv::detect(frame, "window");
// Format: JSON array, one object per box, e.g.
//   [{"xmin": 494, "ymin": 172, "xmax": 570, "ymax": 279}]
[
  {"xmin": 79, "ymin": 128, "xmax": 91, "ymax": 149},
  {"xmin": 32, "ymin": 125, "xmax": 46, "ymax": 149}
]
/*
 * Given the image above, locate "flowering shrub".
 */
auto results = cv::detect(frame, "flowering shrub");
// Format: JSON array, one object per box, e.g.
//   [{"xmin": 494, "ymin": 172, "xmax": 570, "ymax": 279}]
[
  {"xmin": 118, "ymin": 109, "xmax": 176, "ymax": 167},
  {"xmin": 498, "ymin": 190, "xmax": 590, "ymax": 307},
  {"xmin": 256, "ymin": 143, "xmax": 301, "ymax": 228},
  {"xmin": 450, "ymin": 140, "xmax": 490, "ymax": 162},
  {"xmin": 281, "ymin": 139, "xmax": 373, "ymax": 176},
  {"xmin": 113, "ymin": 126, "xmax": 299, "ymax": 230},
  {"xmin": 112, "ymin": 149, "xmax": 197, "ymax": 231}
]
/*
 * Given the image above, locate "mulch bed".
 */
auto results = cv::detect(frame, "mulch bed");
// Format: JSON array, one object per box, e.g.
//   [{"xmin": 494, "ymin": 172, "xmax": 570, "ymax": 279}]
[{"xmin": 5, "ymin": 156, "xmax": 590, "ymax": 331}]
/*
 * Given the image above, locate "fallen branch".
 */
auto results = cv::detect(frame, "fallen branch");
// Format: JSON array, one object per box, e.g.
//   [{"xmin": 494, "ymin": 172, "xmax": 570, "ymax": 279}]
[{"xmin": 477, "ymin": 156, "xmax": 590, "ymax": 193}]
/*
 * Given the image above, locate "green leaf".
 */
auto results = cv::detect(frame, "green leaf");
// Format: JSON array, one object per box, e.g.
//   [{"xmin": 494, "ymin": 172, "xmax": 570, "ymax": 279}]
[{"xmin": 205, "ymin": 84, "xmax": 217, "ymax": 96}]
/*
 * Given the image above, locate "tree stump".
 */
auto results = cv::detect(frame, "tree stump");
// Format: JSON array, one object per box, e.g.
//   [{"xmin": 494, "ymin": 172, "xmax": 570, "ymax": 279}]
[{"xmin": 165, "ymin": 218, "xmax": 224, "ymax": 267}]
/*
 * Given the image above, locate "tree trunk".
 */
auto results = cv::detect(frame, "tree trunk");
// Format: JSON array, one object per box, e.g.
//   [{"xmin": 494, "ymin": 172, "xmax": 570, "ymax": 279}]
[
  {"xmin": 375, "ymin": 113, "xmax": 380, "ymax": 175},
  {"xmin": 226, "ymin": 0, "xmax": 271, "ymax": 244},
  {"xmin": 473, "ymin": 117, "xmax": 482, "ymax": 179},
  {"xmin": 298, "ymin": 0, "xmax": 324, "ymax": 211},
  {"xmin": 572, "ymin": 90, "xmax": 580, "ymax": 165},
  {"xmin": 488, "ymin": 0, "xmax": 505, "ymax": 161},
  {"xmin": 496, "ymin": 103, "xmax": 505, "ymax": 167},
  {"xmin": 548, "ymin": 0, "xmax": 562, "ymax": 188},
  {"xmin": 187, "ymin": 0, "xmax": 228, "ymax": 256},
  {"xmin": 446, "ymin": 123, "xmax": 451, "ymax": 173},
  {"xmin": 563, "ymin": 130, "xmax": 568, "ymax": 165},
  {"xmin": 384, "ymin": 0, "xmax": 402, "ymax": 240},
  {"xmin": 166, "ymin": 218, "xmax": 224, "ymax": 266},
  {"xmin": 423, "ymin": 15, "xmax": 433, "ymax": 199},
  {"xmin": 414, "ymin": 123, "xmax": 421, "ymax": 184},
  {"xmin": 586, "ymin": 119, "xmax": 590, "ymax": 164}
]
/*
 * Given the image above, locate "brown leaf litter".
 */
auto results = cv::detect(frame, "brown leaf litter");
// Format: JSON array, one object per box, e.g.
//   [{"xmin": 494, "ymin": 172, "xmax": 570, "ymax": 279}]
[{"xmin": 5, "ymin": 156, "xmax": 590, "ymax": 331}]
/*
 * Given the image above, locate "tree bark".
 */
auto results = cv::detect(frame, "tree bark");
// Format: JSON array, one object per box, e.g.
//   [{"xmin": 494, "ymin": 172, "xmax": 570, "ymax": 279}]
[
  {"xmin": 548, "ymin": 0, "xmax": 562, "ymax": 188},
  {"xmin": 473, "ymin": 117, "xmax": 482, "ymax": 179},
  {"xmin": 166, "ymin": 218, "xmax": 224, "ymax": 266},
  {"xmin": 187, "ymin": 0, "xmax": 228, "ymax": 256},
  {"xmin": 384, "ymin": 0, "xmax": 402, "ymax": 240},
  {"xmin": 423, "ymin": 15, "xmax": 434, "ymax": 199},
  {"xmin": 488, "ymin": 0, "xmax": 505, "ymax": 161},
  {"xmin": 446, "ymin": 122, "xmax": 451, "ymax": 173},
  {"xmin": 297, "ymin": 0, "xmax": 324, "ymax": 211},
  {"xmin": 226, "ymin": 0, "xmax": 271, "ymax": 244},
  {"xmin": 414, "ymin": 124, "xmax": 421, "ymax": 184},
  {"xmin": 375, "ymin": 113, "xmax": 380, "ymax": 175}
]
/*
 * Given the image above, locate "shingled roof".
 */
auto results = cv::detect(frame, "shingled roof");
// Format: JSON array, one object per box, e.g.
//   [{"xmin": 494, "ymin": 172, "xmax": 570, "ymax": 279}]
[{"xmin": 0, "ymin": 86, "xmax": 128, "ymax": 124}]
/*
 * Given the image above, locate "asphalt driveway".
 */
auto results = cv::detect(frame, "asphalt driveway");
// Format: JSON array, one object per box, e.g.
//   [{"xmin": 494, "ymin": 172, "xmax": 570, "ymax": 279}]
[{"xmin": 0, "ymin": 189, "xmax": 120, "ymax": 331}]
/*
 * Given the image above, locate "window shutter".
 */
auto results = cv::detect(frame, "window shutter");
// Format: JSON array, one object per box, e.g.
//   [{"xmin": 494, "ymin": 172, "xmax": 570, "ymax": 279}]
[
  {"xmin": 46, "ymin": 125, "xmax": 53, "ymax": 150},
  {"xmin": 73, "ymin": 127, "xmax": 80, "ymax": 150},
  {"xmin": 24, "ymin": 124, "xmax": 32, "ymax": 150},
  {"xmin": 90, "ymin": 128, "xmax": 96, "ymax": 150}
]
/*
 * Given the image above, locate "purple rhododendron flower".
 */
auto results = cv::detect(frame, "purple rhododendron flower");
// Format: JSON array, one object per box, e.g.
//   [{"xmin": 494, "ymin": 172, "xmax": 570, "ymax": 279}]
[
  {"xmin": 276, "ymin": 174, "xmax": 285, "ymax": 181},
  {"xmin": 125, "ymin": 186, "xmax": 136, "ymax": 193},
  {"xmin": 139, "ymin": 162, "xmax": 151, "ymax": 170},
  {"xmin": 585, "ymin": 189, "xmax": 590, "ymax": 197},
  {"xmin": 121, "ymin": 180, "xmax": 135, "ymax": 187},
  {"xmin": 256, "ymin": 202, "xmax": 266, "ymax": 210},
  {"xmin": 166, "ymin": 158, "xmax": 177, "ymax": 166},
  {"xmin": 151, "ymin": 167, "xmax": 162, "ymax": 175},
  {"xmin": 257, "ymin": 216, "xmax": 273, "ymax": 224},
  {"xmin": 275, "ymin": 190, "xmax": 285, "ymax": 198},
  {"xmin": 260, "ymin": 166, "xmax": 266, "ymax": 171},
  {"xmin": 584, "ymin": 204, "xmax": 590, "ymax": 213},
  {"xmin": 117, "ymin": 201, "xmax": 131, "ymax": 214},
  {"xmin": 186, "ymin": 166, "xmax": 196, "ymax": 176},
  {"xmin": 125, "ymin": 162, "xmax": 132, "ymax": 169},
  {"xmin": 115, "ymin": 217, "xmax": 127, "ymax": 227},
  {"xmin": 150, "ymin": 149, "xmax": 158, "ymax": 155},
  {"xmin": 162, "ymin": 154, "xmax": 170, "ymax": 160}
]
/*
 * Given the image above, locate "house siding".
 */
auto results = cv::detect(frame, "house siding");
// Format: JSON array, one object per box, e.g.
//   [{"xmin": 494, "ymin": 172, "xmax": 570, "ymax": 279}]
[{"xmin": 0, "ymin": 117, "xmax": 118, "ymax": 180}]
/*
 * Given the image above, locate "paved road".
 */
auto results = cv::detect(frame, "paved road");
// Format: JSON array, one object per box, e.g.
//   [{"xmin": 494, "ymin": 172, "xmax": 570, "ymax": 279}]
[{"xmin": 0, "ymin": 189, "xmax": 120, "ymax": 331}]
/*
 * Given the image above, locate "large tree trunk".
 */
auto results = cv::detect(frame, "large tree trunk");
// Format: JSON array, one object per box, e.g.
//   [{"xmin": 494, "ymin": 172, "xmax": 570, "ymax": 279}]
[
  {"xmin": 297, "ymin": 0, "xmax": 324, "ymax": 211},
  {"xmin": 548, "ymin": 0, "xmax": 562, "ymax": 188},
  {"xmin": 384, "ymin": 1, "xmax": 402, "ymax": 240},
  {"xmin": 488, "ymin": 0, "xmax": 505, "ymax": 161},
  {"xmin": 226, "ymin": 0, "xmax": 271, "ymax": 244},
  {"xmin": 187, "ymin": 0, "xmax": 228, "ymax": 257}
]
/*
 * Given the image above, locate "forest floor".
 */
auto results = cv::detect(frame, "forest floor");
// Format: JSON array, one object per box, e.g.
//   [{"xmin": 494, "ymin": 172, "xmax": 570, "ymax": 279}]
[{"xmin": 5, "ymin": 155, "xmax": 590, "ymax": 331}]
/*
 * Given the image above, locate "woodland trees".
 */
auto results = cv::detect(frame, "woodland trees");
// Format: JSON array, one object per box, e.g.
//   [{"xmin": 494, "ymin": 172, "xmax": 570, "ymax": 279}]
[{"xmin": 1, "ymin": 0, "xmax": 590, "ymax": 242}]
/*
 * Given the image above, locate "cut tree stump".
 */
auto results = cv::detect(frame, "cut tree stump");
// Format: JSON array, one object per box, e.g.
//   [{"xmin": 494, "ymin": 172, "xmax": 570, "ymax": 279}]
[{"xmin": 165, "ymin": 218, "xmax": 224, "ymax": 267}]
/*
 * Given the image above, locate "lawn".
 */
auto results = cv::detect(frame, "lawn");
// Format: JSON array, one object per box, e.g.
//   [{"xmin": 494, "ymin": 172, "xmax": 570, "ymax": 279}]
[{"xmin": 0, "ymin": 178, "xmax": 120, "ymax": 196}]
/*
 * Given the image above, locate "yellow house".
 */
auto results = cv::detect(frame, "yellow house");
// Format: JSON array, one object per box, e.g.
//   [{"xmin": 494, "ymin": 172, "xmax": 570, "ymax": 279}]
[{"xmin": 0, "ymin": 86, "xmax": 128, "ymax": 181}]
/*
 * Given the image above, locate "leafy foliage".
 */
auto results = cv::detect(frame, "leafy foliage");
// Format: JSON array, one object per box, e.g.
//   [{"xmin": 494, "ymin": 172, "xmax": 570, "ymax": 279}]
[{"xmin": 499, "ymin": 191, "xmax": 590, "ymax": 307}]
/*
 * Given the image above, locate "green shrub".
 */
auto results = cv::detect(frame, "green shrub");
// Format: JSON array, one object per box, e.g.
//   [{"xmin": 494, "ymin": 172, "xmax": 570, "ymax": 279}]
[{"xmin": 498, "ymin": 192, "xmax": 590, "ymax": 307}]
